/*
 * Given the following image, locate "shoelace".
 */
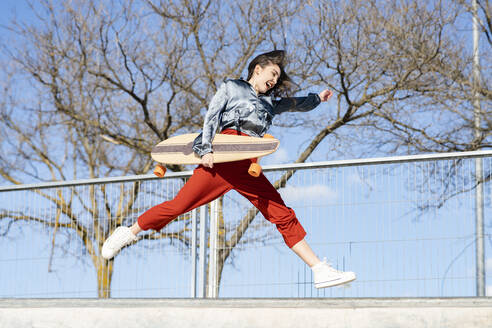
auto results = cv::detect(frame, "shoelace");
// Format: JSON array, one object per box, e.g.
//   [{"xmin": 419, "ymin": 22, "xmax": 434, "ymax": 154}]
[{"xmin": 320, "ymin": 258, "xmax": 343, "ymax": 274}]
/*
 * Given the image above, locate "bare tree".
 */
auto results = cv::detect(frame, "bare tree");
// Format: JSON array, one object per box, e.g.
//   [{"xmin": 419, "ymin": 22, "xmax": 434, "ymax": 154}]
[
  {"xmin": 206, "ymin": 0, "xmax": 491, "ymax": 293},
  {"xmin": 296, "ymin": 0, "xmax": 490, "ymax": 155},
  {"xmin": 0, "ymin": 0, "xmax": 306, "ymax": 297},
  {"xmin": 1, "ymin": 0, "xmax": 489, "ymax": 297}
]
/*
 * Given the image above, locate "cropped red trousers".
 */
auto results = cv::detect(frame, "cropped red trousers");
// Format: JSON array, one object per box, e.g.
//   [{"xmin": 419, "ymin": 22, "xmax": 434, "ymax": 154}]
[{"xmin": 138, "ymin": 129, "xmax": 306, "ymax": 248}]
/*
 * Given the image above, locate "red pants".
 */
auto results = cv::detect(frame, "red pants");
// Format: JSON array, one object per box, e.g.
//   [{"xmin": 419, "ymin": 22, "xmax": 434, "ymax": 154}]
[{"xmin": 138, "ymin": 129, "xmax": 306, "ymax": 248}]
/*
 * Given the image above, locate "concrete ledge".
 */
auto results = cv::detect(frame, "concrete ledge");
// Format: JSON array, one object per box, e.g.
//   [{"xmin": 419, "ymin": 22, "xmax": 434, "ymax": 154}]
[{"xmin": 1, "ymin": 298, "xmax": 491, "ymax": 328}]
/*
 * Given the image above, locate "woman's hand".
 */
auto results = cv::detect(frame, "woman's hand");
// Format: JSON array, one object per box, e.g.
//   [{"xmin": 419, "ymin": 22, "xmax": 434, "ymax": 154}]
[
  {"xmin": 201, "ymin": 153, "xmax": 214, "ymax": 168},
  {"xmin": 318, "ymin": 89, "xmax": 333, "ymax": 102}
]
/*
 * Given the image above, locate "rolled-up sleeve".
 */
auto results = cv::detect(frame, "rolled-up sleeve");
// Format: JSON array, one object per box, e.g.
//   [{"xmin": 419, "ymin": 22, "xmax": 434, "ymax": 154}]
[
  {"xmin": 272, "ymin": 93, "xmax": 321, "ymax": 114},
  {"xmin": 192, "ymin": 82, "xmax": 229, "ymax": 157}
]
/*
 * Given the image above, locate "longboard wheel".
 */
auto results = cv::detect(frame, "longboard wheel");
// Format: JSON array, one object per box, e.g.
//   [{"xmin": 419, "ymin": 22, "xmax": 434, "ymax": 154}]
[
  {"xmin": 263, "ymin": 134, "xmax": 274, "ymax": 139},
  {"xmin": 248, "ymin": 163, "xmax": 262, "ymax": 177},
  {"xmin": 154, "ymin": 164, "xmax": 166, "ymax": 177}
]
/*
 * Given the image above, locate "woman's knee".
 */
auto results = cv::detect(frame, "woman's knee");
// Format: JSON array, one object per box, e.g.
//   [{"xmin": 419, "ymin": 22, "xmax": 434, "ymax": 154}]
[{"xmin": 266, "ymin": 206, "xmax": 297, "ymax": 225}]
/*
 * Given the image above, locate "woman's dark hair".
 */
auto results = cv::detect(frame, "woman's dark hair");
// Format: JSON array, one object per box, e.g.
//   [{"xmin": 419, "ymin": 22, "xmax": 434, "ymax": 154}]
[{"xmin": 247, "ymin": 50, "xmax": 294, "ymax": 97}]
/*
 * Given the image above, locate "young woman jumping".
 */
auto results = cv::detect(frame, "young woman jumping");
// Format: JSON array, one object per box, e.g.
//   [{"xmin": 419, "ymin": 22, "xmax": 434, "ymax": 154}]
[{"xmin": 102, "ymin": 50, "xmax": 356, "ymax": 289}]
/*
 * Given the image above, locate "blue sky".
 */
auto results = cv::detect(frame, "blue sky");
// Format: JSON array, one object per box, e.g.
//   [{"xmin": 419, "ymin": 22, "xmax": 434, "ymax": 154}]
[{"xmin": 0, "ymin": 0, "xmax": 33, "ymax": 27}]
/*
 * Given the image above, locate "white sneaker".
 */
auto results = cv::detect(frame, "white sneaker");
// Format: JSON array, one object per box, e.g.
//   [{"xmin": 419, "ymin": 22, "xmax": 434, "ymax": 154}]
[
  {"xmin": 101, "ymin": 226, "xmax": 137, "ymax": 260},
  {"xmin": 312, "ymin": 259, "xmax": 356, "ymax": 288}
]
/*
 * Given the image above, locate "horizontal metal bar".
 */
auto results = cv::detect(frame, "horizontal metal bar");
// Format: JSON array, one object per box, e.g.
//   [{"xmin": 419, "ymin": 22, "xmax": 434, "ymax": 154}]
[
  {"xmin": 261, "ymin": 149, "xmax": 492, "ymax": 172},
  {"xmin": 0, "ymin": 170, "xmax": 194, "ymax": 192},
  {"xmin": 0, "ymin": 150, "xmax": 490, "ymax": 192}
]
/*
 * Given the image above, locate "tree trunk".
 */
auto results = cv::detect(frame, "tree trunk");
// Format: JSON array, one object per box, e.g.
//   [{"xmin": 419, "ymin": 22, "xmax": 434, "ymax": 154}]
[{"xmin": 96, "ymin": 257, "xmax": 114, "ymax": 298}]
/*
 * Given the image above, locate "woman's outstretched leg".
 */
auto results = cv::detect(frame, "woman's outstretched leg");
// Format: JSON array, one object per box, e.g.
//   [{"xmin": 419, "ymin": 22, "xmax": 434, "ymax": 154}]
[
  {"xmin": 290, "ymin": 238, "xmax": 321, "ymax": 267},
  {"xmin": 101, "ymin": 165, "xmax": 232, "ymax": 259},
  {"xmin": 223, "ymin": 159, "xmax": 356, "ymax": 288}
]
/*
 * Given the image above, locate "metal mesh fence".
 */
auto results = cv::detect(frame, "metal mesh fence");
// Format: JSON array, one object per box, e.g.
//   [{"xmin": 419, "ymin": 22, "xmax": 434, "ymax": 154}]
[{"xmin": 0, "ymin": 151, "xmax": 490, "ymax": 298}]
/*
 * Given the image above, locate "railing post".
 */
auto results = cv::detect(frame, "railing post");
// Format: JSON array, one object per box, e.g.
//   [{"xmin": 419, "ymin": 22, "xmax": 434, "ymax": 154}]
[
  {"xmin": 190, "ymin": 208, "xmax": 197, "ymax": 298},
  {"xmin": 198, "ymin": 205, "xmax": 207, "ymax": 298},
  {"xmin": 207, "ymin": 199, "xmax": 219, "ymax": 298},
  {"xmin": 472, "ymin": 0, "xmax": 485, "ymax": 297},
  {"xmin": 475, "ymin": 157, "xmax": 485, "ymax": 296}
]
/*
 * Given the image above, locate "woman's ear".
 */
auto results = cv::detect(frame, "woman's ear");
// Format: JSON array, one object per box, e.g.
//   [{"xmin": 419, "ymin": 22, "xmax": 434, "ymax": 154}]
[{"xmin": 254, "ymin": 64, "xmax": 262, "ymax": 75}]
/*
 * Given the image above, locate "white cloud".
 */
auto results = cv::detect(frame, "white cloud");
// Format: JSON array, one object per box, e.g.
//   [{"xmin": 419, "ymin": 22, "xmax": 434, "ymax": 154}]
[
  {"xmin": 347, "ymin": 173, "xmax": 372, "ymax": 188},
  {"xmin": 279, "ymin": 184, "xmax": 338, "ymax": 204},
  {"xmin": 265, "ymin": 147, "xmax": 289, "ymax": 164}
]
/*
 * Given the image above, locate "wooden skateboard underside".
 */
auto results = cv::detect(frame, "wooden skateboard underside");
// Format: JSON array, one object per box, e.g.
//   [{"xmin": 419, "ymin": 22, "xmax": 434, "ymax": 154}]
[{"xmin": 151, "ymin": 133, "xmax": 279, "ymax": 165}]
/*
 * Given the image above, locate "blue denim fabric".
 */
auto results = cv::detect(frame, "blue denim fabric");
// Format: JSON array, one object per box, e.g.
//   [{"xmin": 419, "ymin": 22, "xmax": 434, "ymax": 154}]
[{"xmin": 193, "ymin": 78, "xmax": 321, "ymax": 157}]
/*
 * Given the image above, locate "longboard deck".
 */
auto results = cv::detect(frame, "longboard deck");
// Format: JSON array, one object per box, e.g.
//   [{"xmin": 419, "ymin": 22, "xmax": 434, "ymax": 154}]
[{"xmin": 151, "ymin": 133, "xmax": 279, "ymax": 165}]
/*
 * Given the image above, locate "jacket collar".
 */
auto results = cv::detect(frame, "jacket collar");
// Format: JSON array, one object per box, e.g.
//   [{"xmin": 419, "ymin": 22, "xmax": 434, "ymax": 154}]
[{"xmin": 237, "ymin": 77, "xmax": 270, "ymax": 97}]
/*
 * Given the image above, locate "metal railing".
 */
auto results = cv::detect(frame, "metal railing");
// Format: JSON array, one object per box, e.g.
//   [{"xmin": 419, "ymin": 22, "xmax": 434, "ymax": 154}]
[{"xmin": 0, "ymin": 150, "xmax": 491, "ymax": 298}]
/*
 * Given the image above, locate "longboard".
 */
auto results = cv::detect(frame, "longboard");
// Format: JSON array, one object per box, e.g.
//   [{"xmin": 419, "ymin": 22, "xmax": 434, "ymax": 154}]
[{"xmin": 151, "ymin": 133, "xmax": 279, "ymax": 177}]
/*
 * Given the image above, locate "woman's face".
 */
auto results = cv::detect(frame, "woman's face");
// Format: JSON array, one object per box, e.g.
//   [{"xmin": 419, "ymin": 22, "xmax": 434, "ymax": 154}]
[{"xmin": 251, "ymin": 63, "xmax": 281, "ymax": 94}]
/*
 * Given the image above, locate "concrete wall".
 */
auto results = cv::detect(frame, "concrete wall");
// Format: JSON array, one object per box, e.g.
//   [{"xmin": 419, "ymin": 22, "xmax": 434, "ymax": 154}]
[{"xmin": 1, "ymin": 298, "xmax": 491, "ymax": 328}]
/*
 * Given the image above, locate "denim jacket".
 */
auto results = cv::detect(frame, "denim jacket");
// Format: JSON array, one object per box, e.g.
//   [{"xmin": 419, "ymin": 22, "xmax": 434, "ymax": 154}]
[{"xmin": 192, "ymin": 78, "xmax": 321, "ymax": 157}]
